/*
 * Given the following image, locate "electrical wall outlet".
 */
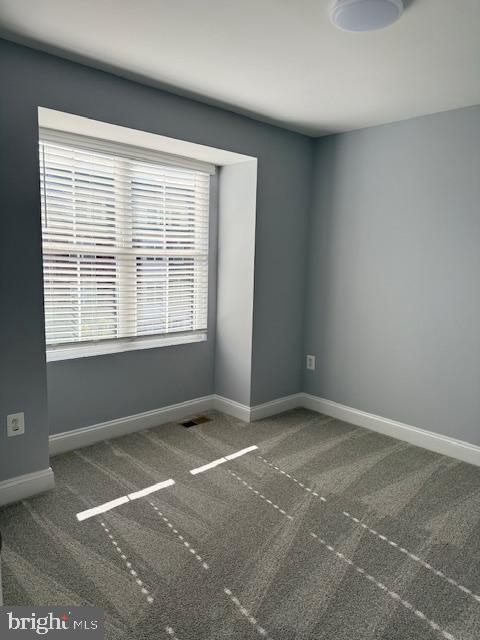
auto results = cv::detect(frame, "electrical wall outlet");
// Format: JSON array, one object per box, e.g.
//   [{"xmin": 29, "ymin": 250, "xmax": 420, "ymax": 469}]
[
  {"xmin": 306, "ymin": 354, "xmax": 316, "ymax": 370},
  {"xmin": 7, "ymin": 412, "xmax": 25, "ymax": 437}
]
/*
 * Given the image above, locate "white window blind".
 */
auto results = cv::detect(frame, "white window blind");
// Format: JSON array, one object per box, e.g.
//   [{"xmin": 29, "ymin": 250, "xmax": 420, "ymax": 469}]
[{"xmin": 39, "ymin": 129, "xmax": 213, "ymax": 358}]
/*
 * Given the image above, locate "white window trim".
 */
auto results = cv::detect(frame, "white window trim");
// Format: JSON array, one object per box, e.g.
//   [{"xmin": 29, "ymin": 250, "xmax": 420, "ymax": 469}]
[{"xmin": 46, "ymin": 331, "xmax": 207, "ymax": 362}]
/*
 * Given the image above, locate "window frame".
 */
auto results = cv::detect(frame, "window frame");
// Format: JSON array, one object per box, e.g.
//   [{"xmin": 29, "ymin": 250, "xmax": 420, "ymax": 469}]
[{"xmin": 39, "ymin": 128, "xmax": 213, "ymax": 361}]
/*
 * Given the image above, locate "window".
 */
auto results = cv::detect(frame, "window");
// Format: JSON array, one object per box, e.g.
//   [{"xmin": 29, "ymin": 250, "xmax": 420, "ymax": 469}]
[{"xmin": 39, "ymin": 129, "xmax": 213, "ymax": 361}]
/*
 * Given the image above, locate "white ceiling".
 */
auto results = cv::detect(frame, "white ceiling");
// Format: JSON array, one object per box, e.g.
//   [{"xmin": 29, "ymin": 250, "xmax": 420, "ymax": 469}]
[{"xmin": 1, "ymin": 0, "xmax": 479, "ymax": 136}]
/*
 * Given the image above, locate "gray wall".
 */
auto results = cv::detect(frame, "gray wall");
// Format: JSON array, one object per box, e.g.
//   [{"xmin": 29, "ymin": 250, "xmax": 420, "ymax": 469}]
[
  {"xmin": 250, "ymin": 138, "xmax": 313, "ymax": 404},
  {"xmin": 304, "ymin": 105, "xmax": 480, "ymax": 446},
  {"xmin": 0, "ymin": 59, "xmax": 50, "ymax": 480},
  {"xmin": 0, "ymin": 39, "xmax": 311, "ymax": 479}
]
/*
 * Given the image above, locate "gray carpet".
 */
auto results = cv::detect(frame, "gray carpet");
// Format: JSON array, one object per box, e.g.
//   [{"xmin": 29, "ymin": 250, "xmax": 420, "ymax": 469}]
[{"xmin": 1, "ymin": 409, "xmax": 480, "ymax": 640}]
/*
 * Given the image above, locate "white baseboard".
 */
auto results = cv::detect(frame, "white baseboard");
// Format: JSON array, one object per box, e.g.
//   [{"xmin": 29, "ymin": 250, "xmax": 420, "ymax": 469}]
[
  {"xmin": 302, "ymin": 393, "xmax": 480, "ymax": 467},
  {"xmin": 47, "ymin": 389, "xmax": 480, "ymax": 468},
  {"xmin": 213, "ymin": 392, "xmax": 304, "ymax": 423},
  {"xmin": 212, "ymin": 394, "xmax": 303, "ymax": 422},
  {"xmin": 49, "ymin": 394, "xmax": 256, "ymax": 457},
  {"xmin": 49, "ymin": 395, "xmax": 215, "ymax": 456},
  {"xmin": 250, "ymin": 393, "xmax": 304, "ymax": 421},
  {"xmin": 213, "ymin": 395, "xmax": 251, "ymax": 422},
  {"xmin": 0, "ymin": 467, "xmax": 55, "ymax": 507}
]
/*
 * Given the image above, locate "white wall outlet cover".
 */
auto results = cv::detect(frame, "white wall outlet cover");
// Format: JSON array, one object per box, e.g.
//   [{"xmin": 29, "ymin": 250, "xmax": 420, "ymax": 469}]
[
  {"xmin": 306, "ymin": 355, "xmax": 316, "ymax": 370},
  {"xmin": 7, "ymin": 412, "xmax": 25, "ymax": 437}
]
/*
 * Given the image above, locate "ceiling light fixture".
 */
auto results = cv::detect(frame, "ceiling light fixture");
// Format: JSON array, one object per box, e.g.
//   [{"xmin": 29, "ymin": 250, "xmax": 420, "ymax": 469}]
[{"xmin": 330, "ymin": 0, "xmax": 404, "ymax": 32}]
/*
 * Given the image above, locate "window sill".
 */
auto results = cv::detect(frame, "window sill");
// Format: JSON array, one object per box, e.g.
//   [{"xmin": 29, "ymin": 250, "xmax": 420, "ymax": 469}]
[{"xmin": 46, "ymin": 332, "xmax": 207, "ymax": 362}]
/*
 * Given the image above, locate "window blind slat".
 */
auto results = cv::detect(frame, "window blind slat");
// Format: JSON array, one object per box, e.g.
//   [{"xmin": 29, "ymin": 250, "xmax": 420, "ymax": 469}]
[
  {"xmin": 39, "ymin": 128, "xmax": 215, "ymax": 174},
  {"xmin": 40, "ymin": 132, "xmax": 210, "ymax": 349}
]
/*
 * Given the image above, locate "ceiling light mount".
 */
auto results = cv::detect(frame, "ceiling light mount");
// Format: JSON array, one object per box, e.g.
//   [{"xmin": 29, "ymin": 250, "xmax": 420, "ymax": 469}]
[{"xmin": 330, "ymin": 0, "xmax": 404, "ymax": 32}]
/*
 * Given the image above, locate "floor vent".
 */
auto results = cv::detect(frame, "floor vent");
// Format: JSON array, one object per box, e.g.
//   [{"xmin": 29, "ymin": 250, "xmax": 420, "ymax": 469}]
[{"xmin": 181, "ymin": 416, "xmax": 211, "ymax": 428}]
